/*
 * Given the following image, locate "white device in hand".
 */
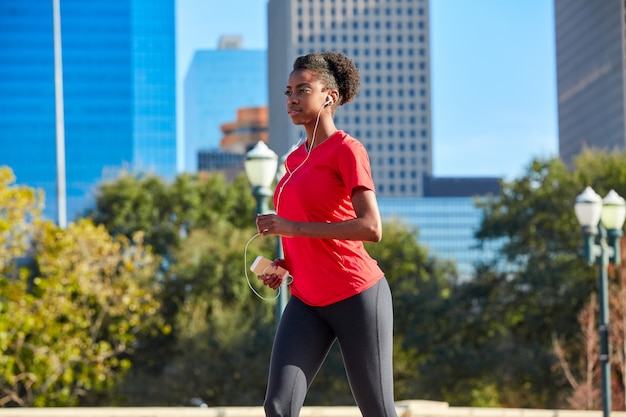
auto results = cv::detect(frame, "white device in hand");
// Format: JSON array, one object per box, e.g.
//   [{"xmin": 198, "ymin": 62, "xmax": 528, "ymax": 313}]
[{"xmin": 250, "ymin": 255, "xmax": 290, "ymax": 280}]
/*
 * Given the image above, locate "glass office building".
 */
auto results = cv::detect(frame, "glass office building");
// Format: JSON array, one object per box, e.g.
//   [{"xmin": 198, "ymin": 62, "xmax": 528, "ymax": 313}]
[
  {"xmin": 379, "ymin": 196, "xmax": 502, "ymax": 279},
  {"xmin": 184, "ymin": 46, "xmax": 267, "ymax": 172},
  {"xmin": 555, "ymin": 0, "xmax": 626, "ymax": 166},
  {"xmin": 0, "ymin": 0, "xmax": 176, "ymax": 222}
]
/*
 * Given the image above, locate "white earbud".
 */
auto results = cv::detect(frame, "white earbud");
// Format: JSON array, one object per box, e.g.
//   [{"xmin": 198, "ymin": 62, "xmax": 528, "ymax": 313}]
[{"xmin": 324, "ymin": 97, "xmax": 333, "ymax": 106}]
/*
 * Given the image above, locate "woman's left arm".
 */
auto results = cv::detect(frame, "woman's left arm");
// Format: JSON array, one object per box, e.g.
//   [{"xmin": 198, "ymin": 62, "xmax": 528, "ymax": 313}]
[{"xmin": 256, "ymin": 187, "xmax": 382, "ymax": 242}]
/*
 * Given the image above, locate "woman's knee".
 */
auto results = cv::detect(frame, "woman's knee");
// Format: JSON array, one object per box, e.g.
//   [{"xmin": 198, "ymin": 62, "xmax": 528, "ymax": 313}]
[{"xmin": 264, "ymin": 397, "xmax": 290, "ymax": 417}]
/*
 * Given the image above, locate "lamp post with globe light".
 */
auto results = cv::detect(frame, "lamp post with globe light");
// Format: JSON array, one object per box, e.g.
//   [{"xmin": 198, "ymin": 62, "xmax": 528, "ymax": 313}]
[
  {"xmin": 574, "ymin": 187, "xmax": 626, "ymax": 417},
  {"xmin": 244, "ymin": 141, "xmax": 278, "ymax": 216},
  {"xmin": 244, "ymin": 141, "xmax": 289, "ymax": 324},
  {"xmin": 273, "ymin": 151, "xmax": 290, "ymax": 319}
]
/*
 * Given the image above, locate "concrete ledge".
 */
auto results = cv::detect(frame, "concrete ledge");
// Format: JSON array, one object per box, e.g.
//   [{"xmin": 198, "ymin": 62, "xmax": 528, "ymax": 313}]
[{"xmin": 0, "ymin": 402, "xmax": 624, "ymax": 417}]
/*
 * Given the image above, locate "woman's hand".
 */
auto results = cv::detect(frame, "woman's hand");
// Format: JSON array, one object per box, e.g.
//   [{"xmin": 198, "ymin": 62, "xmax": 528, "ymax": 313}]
[
  {"xmin": 256, "ymin": 213, "xmax": 293, "ymax": 236},
  {"xmin": 257, "ymin": 259, "xmax": 288, "ymax": 290},
  {"xmin": 257, "ymin": 272, "xmax": 284, "ymax": 290}
]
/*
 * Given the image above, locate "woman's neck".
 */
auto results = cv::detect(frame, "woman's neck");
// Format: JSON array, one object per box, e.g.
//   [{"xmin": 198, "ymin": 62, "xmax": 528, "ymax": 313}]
[{"xmin": 305, "ymin": 119, "xmax": 337, "ymax": 150}]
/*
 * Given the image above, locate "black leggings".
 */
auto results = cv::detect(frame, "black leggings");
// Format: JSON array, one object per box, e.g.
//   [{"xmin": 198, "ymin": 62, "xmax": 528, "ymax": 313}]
[{"xmin": 264, "ymin": 277, "xmax": 397, "ymax": 417}]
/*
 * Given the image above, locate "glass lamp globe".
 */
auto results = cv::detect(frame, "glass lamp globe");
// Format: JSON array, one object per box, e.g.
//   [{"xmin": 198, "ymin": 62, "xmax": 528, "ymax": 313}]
[
  {"xmin": 574, "ymin": 186, "xmax": 602, "ymax": 229},
  {"xmin": 244, "ymin": 141, "xmax": 278, "ymax": 188},
  {"xmin": 600, "ymin": 189, "xmax": 626, "ymax": 231}
]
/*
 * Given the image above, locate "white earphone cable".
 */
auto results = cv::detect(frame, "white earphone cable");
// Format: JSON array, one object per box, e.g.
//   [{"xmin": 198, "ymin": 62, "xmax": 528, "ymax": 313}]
[
  {"xmin": 243, "ymin": 232, "xmax": 293, "ymax": 301},
  {"xmin": 275, "ymin": 103, "xmax": 324, "ymax": 213},
  {"xmin": 243, "ymin": 100, "xmax": 325, "ymax": 300}
]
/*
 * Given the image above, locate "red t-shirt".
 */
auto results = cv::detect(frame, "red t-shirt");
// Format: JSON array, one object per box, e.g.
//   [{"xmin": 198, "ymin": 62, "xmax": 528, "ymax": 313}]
[{"xmin": 274, "ymin": 130, "xmax": 384, "ymax": 307}]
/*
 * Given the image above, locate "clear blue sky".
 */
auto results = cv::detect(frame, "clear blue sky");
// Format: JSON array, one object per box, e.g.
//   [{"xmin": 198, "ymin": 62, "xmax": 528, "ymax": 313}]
[{"xmin": 176, "ymin": 0, "xmax": 558, "ymax": 180}]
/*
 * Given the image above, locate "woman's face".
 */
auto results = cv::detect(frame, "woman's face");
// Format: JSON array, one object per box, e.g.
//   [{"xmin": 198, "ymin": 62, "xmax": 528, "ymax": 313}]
[{"xmin": 285, "ymin": 69, "xmax": 329, "ymax": 125}]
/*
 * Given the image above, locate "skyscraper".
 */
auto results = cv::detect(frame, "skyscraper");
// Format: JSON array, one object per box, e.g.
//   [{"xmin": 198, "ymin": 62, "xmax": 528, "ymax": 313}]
[
  {"xmin": 554, "ymin": 0, "xmax": 626, "ymax": 166},
  {"xmin": 184, "ymin": 37, "xmax": 267, "ymax": 171},
  {"xmin": 0, "ymin": 0, "xmax": 176, "ymax": 222},
  {"xmin": 268, "ymin": 0, "xmax": 432, "ymax": 197}
]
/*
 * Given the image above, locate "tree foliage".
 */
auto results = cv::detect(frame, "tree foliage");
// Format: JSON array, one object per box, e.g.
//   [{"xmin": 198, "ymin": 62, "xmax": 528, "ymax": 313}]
[
  {"xmin": 9, "ymin": 148, "xmax": 626, "ymax": 408},
  {"xmin": 464, "ymin": 149, "xmax": 626, "ymax": 408},
  {"xmin": 0, "ymin": 167, "xmax": 164, "ymax": 406},
  {"xmin": 88, "ymin": 171, "xmax": 256, "ymax": 256}
]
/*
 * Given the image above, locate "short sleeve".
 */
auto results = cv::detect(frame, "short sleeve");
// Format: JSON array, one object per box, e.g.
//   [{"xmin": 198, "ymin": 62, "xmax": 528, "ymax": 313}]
[{"xmin": 337, "ymin": 138, "xmax": 376, "ymax": 194}]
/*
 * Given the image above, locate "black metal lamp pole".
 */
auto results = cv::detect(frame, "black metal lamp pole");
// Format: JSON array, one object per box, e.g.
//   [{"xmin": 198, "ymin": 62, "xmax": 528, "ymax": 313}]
[{"xmin": 575, "ymin": 187, "xmax": 626, "ymax": 417}]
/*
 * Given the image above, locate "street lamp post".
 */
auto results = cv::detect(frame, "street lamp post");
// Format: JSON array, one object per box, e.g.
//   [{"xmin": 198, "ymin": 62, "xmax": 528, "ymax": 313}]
[
  {"xmin": 244, "ymin": 141, "xmax": 278, "ymax": 215},
  {"xmin": 274, "ymin": 151, "xmax": 289, "ymax": 319},
  {"xmin": 245, "ymin": 141, "xmax": 289, "ymax": 325},
  {"xmin": 574, "ymin": 187, "xmax": 626, "ymax": 417}
]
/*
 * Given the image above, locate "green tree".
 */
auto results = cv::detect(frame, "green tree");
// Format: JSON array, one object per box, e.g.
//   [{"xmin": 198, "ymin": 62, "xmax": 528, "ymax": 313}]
[
  {"xmin": 0, "ymin": 166, "xmax": 165, "ymax": 406},
  {"xmin": 90, "ymin": 171, "xmax": 272, "ymax": 405},
  {"xmin": 117, "ymin": 221, "xmax": 278, "ymax": 406},
  {"xmin": 0, "ymin": 166, "xmax": 43, "ymax": 275},
  {"xmin": 88, "ymin": 171, "xmax": 256, "ymax": 257},
  {"xmin": 465, "ymin": 149, "xmax": 626, "ymax": 407}
]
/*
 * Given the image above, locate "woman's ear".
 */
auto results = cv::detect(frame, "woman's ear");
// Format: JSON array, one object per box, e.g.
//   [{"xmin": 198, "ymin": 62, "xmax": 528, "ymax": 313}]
[{"xmin": 325, "ymin": 91, "xmax": 339, "ymax": 107}]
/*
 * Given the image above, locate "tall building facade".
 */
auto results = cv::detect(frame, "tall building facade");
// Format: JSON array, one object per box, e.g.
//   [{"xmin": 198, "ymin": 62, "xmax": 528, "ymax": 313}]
[
  {"xmin": 0, "ymin": 0, "xmax": 176, "ymax": 222},
  {"xmin": 554, "ymin": 0, "xmax": 626, "ymax": 166},
  {"xmin": 379, "ymin": 196, "xmax": 502, "ymax": 280},
  {"xmin": 378, "ymin": 177, "xmax": 501, "ymax": 279},
  {"xmin": 184, "ymin": 38, "xmax": 267, "ymax": 171},
  {"xmin": 268, "ymin": 0, "xmax": 432, "ymax": 197}
]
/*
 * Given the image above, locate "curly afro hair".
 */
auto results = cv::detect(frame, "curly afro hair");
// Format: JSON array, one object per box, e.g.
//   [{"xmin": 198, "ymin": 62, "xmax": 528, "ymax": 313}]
[{"xmin": 292, "ymin": 51, "xmax": 360, "ymax": 106}]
